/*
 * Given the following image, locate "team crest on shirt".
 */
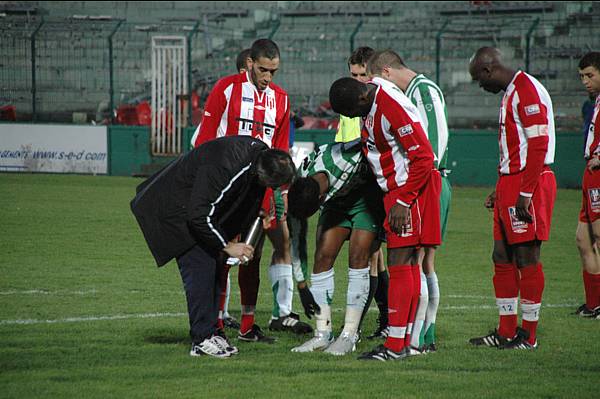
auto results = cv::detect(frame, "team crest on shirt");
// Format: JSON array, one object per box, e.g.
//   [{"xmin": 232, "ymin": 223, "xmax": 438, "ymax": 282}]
[
  {"xmin": 525, "ymin": 104, "xmax": 540, "ymax": 116},
  {"xmin": 265, "ymin": 95, "xmax": 275, "ymax": 110},
  {"xmin": 508, "ymin": 207, "xmax": 528, "ymax": 233},
  {"xmin": 398, "ymin": 124, "xmax": 414, "ymax": 137},
  {"xmin": 365, "ymin": 115, "xmax": 374, "ymax": 129},
  {"xmin": 589, "ymin": 188, "xmax": 600, "ymax": 213}
]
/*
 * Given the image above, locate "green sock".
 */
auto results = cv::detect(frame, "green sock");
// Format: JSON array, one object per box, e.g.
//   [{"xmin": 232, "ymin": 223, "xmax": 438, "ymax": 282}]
[{"xmin": 424, "ymin": 323, "xmax": 436, "ymax": 345}]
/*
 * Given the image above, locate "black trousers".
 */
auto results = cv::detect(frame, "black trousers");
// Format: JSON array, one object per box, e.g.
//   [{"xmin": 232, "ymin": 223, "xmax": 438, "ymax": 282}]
[{"xmin": 176, "ymin": 244, "xmax": 222, "ymax": 342}]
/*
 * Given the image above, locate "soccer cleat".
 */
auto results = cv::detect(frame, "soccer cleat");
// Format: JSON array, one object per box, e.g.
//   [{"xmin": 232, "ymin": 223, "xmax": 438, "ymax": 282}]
[
  {"xmin": 423, "ymin": 343, "xmax": 437, "ymax": 353},
  {"xmin": 223, "ymin": 315, "xmax": 241, "ymax": 330},
  {"xmin": 469, "ymin": 329, "xmax": 510, "ymax": 348},
  {"xmin": 357, "ymin": 344, "xmax": 409, "ymax": 361},
  {"xmin": 324, "ymin": 331, "xmax": 360, "ymax": 356},
  {"xmin": 499, "ymin": 327, "xmax": 537, "ymax": 350},
  {"xmin": 268, "ymin": 314, "xmax": 313, "ymax": 334},
  {"xmin": 367, "ymin": 317, "xmax": 389, "ymax": 340},
  {"xmin": 291, "ymin": 330, "xmax": 334, "ymax": 353},
  {"xmin": 238, "ymin": 324, "xmax": 276, "ymax": 344},
  {"xmin": 214, "ymin": 329, "xmax": 239, "ymax": 355},
  {"xmin": 405, "ymin": 345, "xmax": 426, "ymax": 357},
  {"xmin": 574, "ymin": 304, "xmax": 597, "ymax": 318},
  {"xmin": 189, "ymin": 336, "xmax": 231, "ymax": 358}
]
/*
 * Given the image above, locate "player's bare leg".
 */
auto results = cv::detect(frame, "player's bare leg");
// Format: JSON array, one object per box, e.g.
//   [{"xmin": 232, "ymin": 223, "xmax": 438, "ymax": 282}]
[{"xmin": 575, "ymin": 221, "xmax": 600, "ymax": 316}]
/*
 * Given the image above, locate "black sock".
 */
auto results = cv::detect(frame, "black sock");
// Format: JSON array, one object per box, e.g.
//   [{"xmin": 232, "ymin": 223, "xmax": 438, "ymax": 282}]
[{"xmin": 374, "ymin": 270, "xmax": 389, "ymax": 325}]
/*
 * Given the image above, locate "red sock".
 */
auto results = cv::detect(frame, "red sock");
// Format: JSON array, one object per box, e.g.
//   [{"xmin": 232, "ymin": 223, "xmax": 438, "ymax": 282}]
[
  {"xmin": 590, "ymin": 272, "xmax": 600, "ymax": 310},
  {"xmin": 404, "ymin": 265, "xmax": 421, "ymax": 346},
  {"xmin": 583, "ymin": 270, "xmax": 598, "ymax": 309},
  {"xmin": 520, "ymin": 263, "xmax": 545, "ymax": 345},
  {"xmin": 240, "ymin": 314, "xmax": 255, "ymax": 334},
  {"xmin": 384, "ymin": 265, "xmax": 413, "ymax": 353},
  {"xmin": 493, "ymin": 263, "xmax": 519, "ymax": 339}
]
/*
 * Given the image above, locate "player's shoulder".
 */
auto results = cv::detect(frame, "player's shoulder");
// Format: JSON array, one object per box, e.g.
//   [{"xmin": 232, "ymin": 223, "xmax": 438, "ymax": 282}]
[
  {"xmin": 214, "ymin": 72, "xmax": 244, "ymax": 88},
  {"xmin": 268, "ymin": 81, "xmax": 288, "ymax": 97}
]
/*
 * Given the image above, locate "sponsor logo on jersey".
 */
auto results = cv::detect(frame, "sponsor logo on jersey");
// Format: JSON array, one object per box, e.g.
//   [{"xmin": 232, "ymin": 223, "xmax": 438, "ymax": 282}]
[
  {"xmin": 525, "ymin": 104, "xmax": 540, "ymax": 116},
  {"xmin": 589, "ymin": 188, "xmax": 600, "ymax": 213},
  {"xmin": 508, "ymin": 207, "xmax": 528, "ymax": 233},
  {"xmin": 366, "ymin": 139, "xmax": 376, "ymax": 151},
  {"xmin": 398, "ymin": 124, "xmax": 414, "ymax": 137},
  {"xmin": 204, "ymin": 111, "xmax": 212, "ymax": 116},
  {"xmin": 242, "ymin": 96, "xmax": 254, "ymax": 103},
  {"xmin": 236, "ymin": 117, "xmax": 276, "ymax": 138}
]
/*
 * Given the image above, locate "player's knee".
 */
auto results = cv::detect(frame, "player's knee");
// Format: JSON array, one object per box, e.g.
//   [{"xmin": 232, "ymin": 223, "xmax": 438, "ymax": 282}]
[
  {"xmin": 492, "ymin": 249, "xmax": 510, "ymax": 264},
  {"xmin": 314, "ymin": 251, "xmax": 336, "ymax": 270},
  {"xmin": 348, "ymin": 251, "xmax": 369, "ymax": 268}
]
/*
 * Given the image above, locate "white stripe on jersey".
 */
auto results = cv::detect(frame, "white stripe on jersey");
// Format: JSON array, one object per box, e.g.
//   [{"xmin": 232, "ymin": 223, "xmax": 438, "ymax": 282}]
[
  {"xmin": 218, "ymin": 83, "xmax": 234, "ymax": 137},
  {"xmin": 584, "ymin": 97, "xmax": 600, "ymax": 158}
]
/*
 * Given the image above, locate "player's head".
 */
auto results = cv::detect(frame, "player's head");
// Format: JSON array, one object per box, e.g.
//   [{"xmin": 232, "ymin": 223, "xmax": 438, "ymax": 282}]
[
  {"xmin": 236, "ymin": 48, "xmax": 251, "ymax": 73},
  {"xmin": 579, "ymin": 52, "xmax": 600, "ymax": 96},
  {"xmin": 469, "ymin": 47, "xmax": 506, "ymax": 94},
  {"xmin": 348, "ymin": 46, "xmax": 375, "ymax": 83},
  {"xmin": 255, "ymin": 149, "xmax": 296, "ymax": 188},
  {"xmin": 329, "ymin": 77, "xmax": 373, "ymax": 118},
  {"xmin": 367, "ymin": 49, "xmax": 407, "ymax": 79},
  {"xmin": 287, "ymin": 176, "xmax": 322, "ymax": 219},
  {"xmin": 249, "ymin": 39, "xmax": 280, "ymax": 91}
]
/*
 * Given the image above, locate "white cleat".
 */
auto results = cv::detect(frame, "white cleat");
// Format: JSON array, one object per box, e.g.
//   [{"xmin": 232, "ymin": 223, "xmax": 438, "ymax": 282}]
[
  {"xmin": 291, "ymin": 330, "xmax": 334, "ymax": 353},
  {"xmin": 324, "ymin": 331, "xmax": 359, "ymax": 356}
]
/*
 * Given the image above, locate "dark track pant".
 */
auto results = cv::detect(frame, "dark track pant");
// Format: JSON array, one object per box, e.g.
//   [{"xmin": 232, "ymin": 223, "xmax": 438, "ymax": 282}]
[{"xmin": 176, "ymin": 245, "xmax": 222, "ymax": 342}]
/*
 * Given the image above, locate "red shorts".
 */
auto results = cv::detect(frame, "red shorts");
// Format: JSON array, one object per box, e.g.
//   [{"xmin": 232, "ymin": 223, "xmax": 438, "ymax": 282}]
[
  {"xmin": 579, "ymin": 167, "xmax": 600, "ymax": 223},
  {"xmin": 383, "ymin": 170, "xmax": 441, "ymax": 248},
  {"xmin": 493, "ymin": 167, "xmax": 556, "ymax": 244}
]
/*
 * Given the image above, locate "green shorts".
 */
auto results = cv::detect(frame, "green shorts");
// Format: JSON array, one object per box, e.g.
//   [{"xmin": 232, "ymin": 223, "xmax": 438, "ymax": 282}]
[
  {"xmin": 318, "ymin": 186, "xmax": 384, "ymax": 233},
  {"xmin": 440, "ymin": 174, "xmax": 452, "ymax": 241}
]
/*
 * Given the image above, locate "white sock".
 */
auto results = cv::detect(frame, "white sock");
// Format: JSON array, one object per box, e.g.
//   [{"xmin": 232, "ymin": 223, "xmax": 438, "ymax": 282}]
[
  {"xmin": 410, "ymin": 272, "xmax": 429, "ymax": 348},
  {"xmin": 424, "ymin": 272, "xmax": 440, "ymax": 333},
  {"xmin": 311, "ymin": 269, "xmax": 334, "ymax": 332},
  {"xmin": 223, "ymin": 274, "xmax": 231, "ymax": 318},
  {"xmin": 343, "ymin": 267, "xmax": 369, "ymax": 335},
  {"xmin": 269, "ymin": 263, "xmax": 294, "ymax": 317}
]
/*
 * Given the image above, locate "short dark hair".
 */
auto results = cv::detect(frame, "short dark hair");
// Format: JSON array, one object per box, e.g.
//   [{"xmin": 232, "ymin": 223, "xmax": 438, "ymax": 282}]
[
  {"xmin": 287, "ymin": 176, "xmax": 321, "ymax": 219},
  {"xmin": 250, "ymin": 39, "xmax": 280, "ymax": 61},
  {"xmin": 579, "ymin": 52, "xmax": 600, "ymax": 72},
  {"xmin": 256, "ymin": 149, "xmax": 295, "ymax": 188},
  {"xmin": 368, "ymin": 49, "xmax": 407, "ymax": 76},
  {"xmin": 348, "ymin": 46, "xmax": 375, "ymax": 68},
  {"xmin": 329, "ymin": 77, "xmax": 367, "ymax": 115},
  {"xmin": 236, "ymin": 48, "xmax": 251, "ymax": 72}
]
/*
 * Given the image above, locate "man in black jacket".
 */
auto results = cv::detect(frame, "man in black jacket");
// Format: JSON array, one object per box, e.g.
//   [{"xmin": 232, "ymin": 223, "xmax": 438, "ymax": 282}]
[{"xmin": 131, "ymin": 136, "xmax": 296, "ymax": 358}]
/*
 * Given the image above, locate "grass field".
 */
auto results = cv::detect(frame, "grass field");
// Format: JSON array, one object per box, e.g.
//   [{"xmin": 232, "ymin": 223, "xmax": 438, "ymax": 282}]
[{"xmin": 1, "ymin": 173, "xmax": 598, "ymax": 398}]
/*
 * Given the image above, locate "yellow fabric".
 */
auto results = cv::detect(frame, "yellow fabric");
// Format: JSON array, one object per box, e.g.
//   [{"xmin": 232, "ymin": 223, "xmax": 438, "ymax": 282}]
[{"xmin": 334, "ymin": 115, "xmax": 361, "ymax": 143}]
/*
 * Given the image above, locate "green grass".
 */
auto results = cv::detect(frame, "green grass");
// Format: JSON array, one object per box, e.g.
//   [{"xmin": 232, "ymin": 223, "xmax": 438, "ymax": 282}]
[{"xmin": 0, "ymin": 173, "xmax": 597, "ymax": 398}]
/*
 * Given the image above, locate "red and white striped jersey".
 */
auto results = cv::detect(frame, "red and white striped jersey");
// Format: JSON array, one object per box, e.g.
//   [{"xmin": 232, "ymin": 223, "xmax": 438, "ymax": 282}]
[
  {"xmin": 361, "ymin": 77, "xmax": 435, "ymax": 206},
  {"xmin": 191, "ymin": 71, "xmax": 290, "ymax": 151},
  {"xmin": 498, "ymin": 71, "xmax": 555, "ymax": 175},
  {"xmin": 584, "ymin": 95, "xmax": 600, "ymax": 159}
]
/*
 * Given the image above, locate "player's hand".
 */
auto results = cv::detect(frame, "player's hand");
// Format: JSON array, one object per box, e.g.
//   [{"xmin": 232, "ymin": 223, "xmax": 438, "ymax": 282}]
[
  {"xmin": 298, "ymin": 285, "xmax": 320, "ymax": 319},
  {"xmin": 223, "ymin": 242, "xmax": 254, "ymax": 264},
  {"xmin": 389, "ymin": 203, "xmax": 411, "ymax": 235},
  {"xmin": 588, "ymin": 155, "xmax": 600, "ymax": 171},
  {"xmin": 484, "ymin": 191, "xmax": 496, "ymax": 209},
  {"xmin": 515, "ymin": 195, "xmax": 533, "ymax": 223}
]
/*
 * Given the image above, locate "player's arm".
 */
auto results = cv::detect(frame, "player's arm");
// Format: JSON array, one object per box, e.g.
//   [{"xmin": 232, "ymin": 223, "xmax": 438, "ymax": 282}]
[
  {"xmin": 193, "ymin": 80, "xmax": 228, "ymax": 148},
  {"xmin": 273, "ymin": 95, "xmax": 291, "ymax": 152},
  {"xmin": 413, "ymin": 84, "xmax": 449, "ymax": 166},
  {"xmin": 515, "ymin": 93, "xmax": 550, "ymax": 222}
]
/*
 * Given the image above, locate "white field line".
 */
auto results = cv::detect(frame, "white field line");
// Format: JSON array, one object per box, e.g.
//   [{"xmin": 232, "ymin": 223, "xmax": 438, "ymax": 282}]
[
  {"xmin": 0, "ymin": 303, "xmax": 579, "ymax": 326},
  {"xmin": 0, "ymin": 289, "xmax": 99, "ymax": 296}
]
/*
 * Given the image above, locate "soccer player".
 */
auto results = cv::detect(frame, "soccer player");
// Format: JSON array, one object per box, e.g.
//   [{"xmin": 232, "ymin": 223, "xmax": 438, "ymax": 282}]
[
  {"xmin": 367, "ymin": 49, "xmax": 451, "ymax": 352},
  {"xmin": 468, "ymin": 47, "xmax": 556, "ymax": 349},
  {"xmin": 286, "ymin": 140, "xmax": 384, "ymax": 355},
  {"xmin": 575, "ymin": 51, "xmax": 600, "ymax": 318},
  {"xmin": 329, "ymin": 77, "xmax": 441, "ymax": 361},
  {"xmin": 192, "ymin": 38, "xmax": 311, "ymax": 343}
]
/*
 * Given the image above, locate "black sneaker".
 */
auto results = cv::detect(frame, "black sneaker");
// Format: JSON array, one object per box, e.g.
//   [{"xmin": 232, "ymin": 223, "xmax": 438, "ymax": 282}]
[
  {"xmin": 367, "ymin": 316, "xmax": 389, "ymax": 340},
  {"xmin": 214, "ymin": 328, "xmax": 239, "ymax": 355},
  {"xmin": 268, "ymin": 315, "xmax": 313, "ymax": 334},
  {"xmin": 238, "ymin": 324, "xmax": 276, "ymax": 344},
  {"xmin": 574, "ymin": 304, "xmax": 597, "ymax": 317},
  {"xmin": 469, "ymin": 329, "xmax": 510, "ymax": 348},
  {"xmin": 423, "ymin": 342, "xmax": 437, "ymax": 353},
  {"xmin": 223, "ymin": 315, "xmax": 241, "ymax": 330},
  {"xmin": 499, "ymin": 327, "xmax": 537, "ymax": 350},
  {"xmin": 357, "ymin": 344, "xmax": 409, "ymax": 361}
]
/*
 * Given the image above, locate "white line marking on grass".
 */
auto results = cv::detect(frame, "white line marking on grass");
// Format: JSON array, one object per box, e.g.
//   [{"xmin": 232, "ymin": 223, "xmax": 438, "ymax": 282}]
[
  {"xmin": 0, "ymin": 302, "xmax": 580, "ymax": 326},
  {"xmin": 0, "ymin": 289, "xmax": 99, "ymax": 296}
]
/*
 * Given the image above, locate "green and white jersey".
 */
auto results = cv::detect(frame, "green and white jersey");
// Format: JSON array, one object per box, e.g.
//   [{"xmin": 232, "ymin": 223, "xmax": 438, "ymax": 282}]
[
  {"xmin": 405, "ymin": 74, "xmax": 449, "ymax": 170},
  {"xmin": 298, "ymin": 142, "xmax": 364, "ymax": 204}
]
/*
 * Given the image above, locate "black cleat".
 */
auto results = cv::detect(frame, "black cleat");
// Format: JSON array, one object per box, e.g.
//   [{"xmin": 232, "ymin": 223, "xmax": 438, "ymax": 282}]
[
  {"xmin": 574, "ymin": 304, "xmax": 597, "ymax": 318},
  {"xmin": 223, "ymin": 315, "xmax": 241, "ymax": 330},
  {"xmin": 357, "ymin": 344, "xmax": 410, "ymax": 361},
  {"xmin": 268, "ymin": 314, "xmax": 313, "ymax": 334},
  {"xmin": 423, "ymin": 342, "xmax": 437, "ymax": 353},
  {"xmin": 469, "ymin": 329, "xmax": 510, "ymax": 348},
  {"xmin": 367, "ymin": 316, "xmax": 389, "ymax": 340},
  {"xmin": 499, "ymin": 327, "xmax": 537, "ymax": 350},
  {"xmin": 238, "ymin": 324, "xmax": 276, "ymax": 344}
]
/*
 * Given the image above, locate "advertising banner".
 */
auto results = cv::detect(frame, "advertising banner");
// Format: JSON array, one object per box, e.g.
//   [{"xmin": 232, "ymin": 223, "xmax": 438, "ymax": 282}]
[{"xmin": 0, "ymin": 124, "xmax": 108, "ymax": 174}]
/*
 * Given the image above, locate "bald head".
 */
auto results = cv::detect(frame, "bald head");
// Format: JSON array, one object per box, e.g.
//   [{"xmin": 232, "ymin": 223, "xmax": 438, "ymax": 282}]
[{"xmin": 469, "ymin": 47, "xmax": 514, "ymax": 94}]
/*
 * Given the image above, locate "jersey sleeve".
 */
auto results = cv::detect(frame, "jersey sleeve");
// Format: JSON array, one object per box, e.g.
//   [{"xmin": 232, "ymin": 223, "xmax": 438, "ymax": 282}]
[
  {"xmin": 413, "ymin": 84, "xmax": 449, "ymax": 169},
  {"xmin": 273, "ymin": 95, "xmax": 290, "ymax": 151},
  {"xmin": 193, "ymin": 79, "xmax": 229, "ymax": 148}
]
